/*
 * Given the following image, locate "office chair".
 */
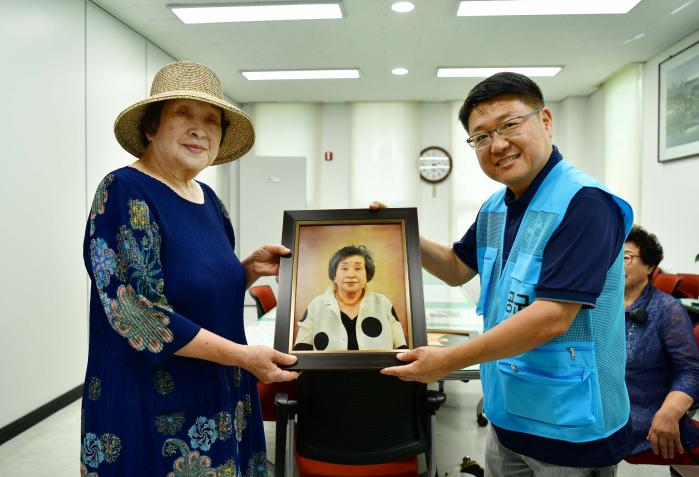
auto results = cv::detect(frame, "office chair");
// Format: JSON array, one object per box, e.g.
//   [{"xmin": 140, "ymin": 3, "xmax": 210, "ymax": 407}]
[
  {"xmin": 248, "ymin": 284, "xmax": 277, "ymax": 319},
  {"xmin": 652, "ymin": 273, "xmax": 683, "ymax": 296},
  {"xmin": 274, "ymin": 370, "xmax": 445, "ymax": 477},
  {"xmin": 676, "ymin": 274, "xmax": 699, "ymax": 299}
]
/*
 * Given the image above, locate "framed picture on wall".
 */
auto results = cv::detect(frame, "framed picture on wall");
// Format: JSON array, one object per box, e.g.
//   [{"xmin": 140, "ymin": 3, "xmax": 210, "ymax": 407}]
[
  {"xmin": 658, "ymin": 40, "xmax": 699, "ymax": 162},
  {"xmin": 273, "ymin": 208, "xmax": 426, "ymax": 370}
]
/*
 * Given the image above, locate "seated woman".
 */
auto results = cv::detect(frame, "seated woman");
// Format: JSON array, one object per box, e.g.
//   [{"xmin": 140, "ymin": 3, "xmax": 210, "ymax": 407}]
[
  {"xmin": 624, "ymin": 225, "xmax": 699, "ymax": 464},
  {"xmin": 294, "ymin": 245, "xmax": 408, "ymax": 351}
]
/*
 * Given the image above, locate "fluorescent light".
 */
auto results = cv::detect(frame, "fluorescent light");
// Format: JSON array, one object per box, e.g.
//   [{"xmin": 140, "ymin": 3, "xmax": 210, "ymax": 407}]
[
  {"xmin": 437, "ymin": 67, "xmax": 561, "ymax": 78},
  {"xmin": 392, "ymin": 67, "xmax": 409, "ymax": 76},
  {"xmin": 456, "ymin": 0, "xmax": 642, "ymax": 16},
  {"xmin": 241, "ymin": 69, "xmax": 360, "ymax": 80},
  {"xmin": 671, "ymin": 0, "xmax": 695, "ymax": 15},
  {"xmin": 391, "ymin": 2, "xmax": 415, "ymax": 13},
  {"xmin": 170, "ymin": 3, "xmax": 343, "ymax": 24},
  {"xmin": 622, "ymin": 33, "xmax": 646, "ymax": 45}
]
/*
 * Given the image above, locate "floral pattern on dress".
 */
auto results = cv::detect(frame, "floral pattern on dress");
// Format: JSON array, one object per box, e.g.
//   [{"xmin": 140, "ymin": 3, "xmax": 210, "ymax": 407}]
[
  {"xmin": 216, "ymin": 458, "xmax": 240, "ymax": 477},
  {"xmin": 88, "ymin": 376, "xmax": 101, "ymax": 401},
  {"xmin": 90, "ymin": 238, "xmax": 117, "ymax": 290},
  {"xmin": 234, "ymin": 395, "xmax": 252, "ymax": 442},
  {"xmin": 99, "ymin": 284, "xmax": 173, "ymax": 352},
  {"xmin": 81, "ymin": 432, "xmax": 104, "ymax": 469},
  {"xmin": 163, "ymin": 438, "xmax": 217, "ymax": 477},
  {"xmin": 114, "ymin": 200, "xmax": 171, "ymax": 311},
  {"xmin": 215, "ymin": 411, "xmax": 233, "ymax": 441},
  {"xmin": 80, "ymin": 463, "xmax": 99, "ymax": 477},
  {"xmin": 244, "ymin": 452, "xmax": 268, "ymax": 477},
  {"xmin": 217, "ymin": 198, "xmax": 231, "ymax": 222},
  {"xmin": 188, "ymin": 416, "xmax": 219, "ymax": 452},
  {"xmin": 233, "ymin": 367, "xmax": 242, "ymax": 388},
  {"xmin": 154, "ymin": 370, "xmax": 175, "ymax": 395},
  {"xmin": 100, "ymin": 433, "xmax": 122, "ymax": 464},
  {"xmin": 156, "ymin": 411, "xmax": 186, "ymax": 435},
  {"xmin": 89, "ymin": 174, "xmax": 114, "ymax": 237}
]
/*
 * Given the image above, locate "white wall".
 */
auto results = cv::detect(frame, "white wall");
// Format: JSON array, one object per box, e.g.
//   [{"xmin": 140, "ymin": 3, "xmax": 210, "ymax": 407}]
[
  {"xmin": 1, "ymin": 0, "xmax": 86, "ymax": 429},
  {"xmin": 0, "ymin": 0, "xmax": 237, "ymax": 430},
  {"xmin": 640, "ymin": 31, "xmax": 699, "ymax": 273}
]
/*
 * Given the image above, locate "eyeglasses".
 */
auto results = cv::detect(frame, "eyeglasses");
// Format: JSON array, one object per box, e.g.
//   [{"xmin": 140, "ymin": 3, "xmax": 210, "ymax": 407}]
[
  {"xmin": 623, "ymin": 253, "xmax": 641, "ymax": 264},
  {"xmin": 467, "ymin": 106, "xmax": 543, "ymax": 150}
]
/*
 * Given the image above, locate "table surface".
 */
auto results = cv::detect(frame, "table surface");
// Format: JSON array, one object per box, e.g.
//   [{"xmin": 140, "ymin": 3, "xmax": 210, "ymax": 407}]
[
  {"xmin": 680, "ymin": 298, "xmax": 699, "ymax": 313},
  {"xmin": 246, "ymin": 271, "xmax": 482, "ymax": 379}
]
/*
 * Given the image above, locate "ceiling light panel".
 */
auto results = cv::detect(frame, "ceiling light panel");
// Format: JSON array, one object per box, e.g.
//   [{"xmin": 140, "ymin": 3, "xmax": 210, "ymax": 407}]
[
  {"xmin": 391, "ymin": 2, "xmax": 415, "ymax": 13},
  {"xmin": 170, "ymin": 3, "xmax": 343, "ymax": 24},
  {"xmin": 242, "ymin": 69, "xmax": 360, "ymax": 80},
  {"xmin": 456, "ymin": 0, "xmax": 642, "ymax": 16},
  {"xmin": 437, "ymin": 67, "xmax": 562, "ymax": 77}
]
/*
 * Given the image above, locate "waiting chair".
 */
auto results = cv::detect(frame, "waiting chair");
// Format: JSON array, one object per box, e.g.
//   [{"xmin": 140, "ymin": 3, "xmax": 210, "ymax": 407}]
[
  {"xmin": 274, "ymin": 370, "xmax": 445, "ymax": 477},
  {"xmin": 652, "ymin": 273, "xmax": 683, "ymax": 296},
  {"xmin": 677, "ymin": 274, "xmax": 699, "ymax": 299},
  {"xmin": 248, "ymin": 284, "xmax": 277, "ymax": 319}
]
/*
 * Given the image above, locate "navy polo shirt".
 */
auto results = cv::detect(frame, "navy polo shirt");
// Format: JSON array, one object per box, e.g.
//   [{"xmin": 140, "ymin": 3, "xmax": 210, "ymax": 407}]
[{"xmin": 453, "ymin": 146, "xmax": 631, "ymax": 467}]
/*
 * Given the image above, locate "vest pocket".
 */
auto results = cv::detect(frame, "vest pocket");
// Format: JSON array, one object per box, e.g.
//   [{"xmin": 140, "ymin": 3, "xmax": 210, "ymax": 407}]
[
  {"xmin": 498, "ymin": 359, "xmax": 595, "ymax": 427},
  {"xmin": 504, "ymin": 253, "xmax": 541, "ymax": 318},
  {"xmin": 476, "ymin": 247, "xmax": 499, "ymax": 316}
]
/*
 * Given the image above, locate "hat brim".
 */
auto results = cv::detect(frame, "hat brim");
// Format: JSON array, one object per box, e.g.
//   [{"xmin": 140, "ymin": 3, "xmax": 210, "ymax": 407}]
[{"xmin": 113, "ymin": 90, "xmax": 255, "ymax": 165}]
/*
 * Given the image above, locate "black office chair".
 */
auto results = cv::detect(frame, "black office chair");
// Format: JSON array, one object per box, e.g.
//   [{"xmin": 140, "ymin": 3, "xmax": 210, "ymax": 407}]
[{"xmin": 275, "ymin": 370, "xmax": 445, "ymax": 477}]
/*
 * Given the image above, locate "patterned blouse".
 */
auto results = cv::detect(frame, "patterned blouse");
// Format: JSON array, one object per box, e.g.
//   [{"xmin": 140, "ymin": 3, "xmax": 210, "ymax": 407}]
[
  {"xmin": 625, "ymin": 283, "xmax": 699, "ymax": 455},
  {"xmin": 81, "ymin": 167, "xmax": 267, "ymax": 476}
]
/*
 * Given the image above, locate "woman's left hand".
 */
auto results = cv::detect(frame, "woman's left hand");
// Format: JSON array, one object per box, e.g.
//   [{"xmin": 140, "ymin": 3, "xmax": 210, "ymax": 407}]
[
  {"xmin": 242, "ymin": 244, "xmax": 291, "ymax": 288},
  {"xmin": 647, "ymin": 406, "xmax": 684, "ymax": 459}
]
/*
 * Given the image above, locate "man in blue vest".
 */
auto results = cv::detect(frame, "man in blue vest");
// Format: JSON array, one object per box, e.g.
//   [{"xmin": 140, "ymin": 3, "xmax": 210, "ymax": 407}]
[{"xmin": 381, "ymin": 72, "xmax": 634, "ymax": 475}]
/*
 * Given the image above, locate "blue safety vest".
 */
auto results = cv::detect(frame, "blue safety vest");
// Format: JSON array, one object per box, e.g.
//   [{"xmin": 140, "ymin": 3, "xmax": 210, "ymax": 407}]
[{"xmin": 476, "ymin": 159, "xmax": 633, "ymax": 442}]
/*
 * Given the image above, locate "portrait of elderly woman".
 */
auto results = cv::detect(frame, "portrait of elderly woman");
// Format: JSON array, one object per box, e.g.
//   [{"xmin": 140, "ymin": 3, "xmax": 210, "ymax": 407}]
[
  {"xmin": 293, "ymin": 245, "xmax": 408, "ymax": 351},
  {"xmin": 81, "ymin": 61, "xmax": 297, "ymax": 476}
]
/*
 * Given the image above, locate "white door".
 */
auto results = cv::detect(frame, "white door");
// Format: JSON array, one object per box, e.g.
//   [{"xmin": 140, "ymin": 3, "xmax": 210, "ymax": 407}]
[{"xmin": 239, "ymin": 156, "xmax": 307, "ymax": 304}]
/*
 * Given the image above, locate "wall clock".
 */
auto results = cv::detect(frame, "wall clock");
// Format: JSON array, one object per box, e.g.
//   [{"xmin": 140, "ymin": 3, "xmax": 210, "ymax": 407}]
[{"xmin": 419, "ymin": 146, "xmax": 452, "ymax": 184}]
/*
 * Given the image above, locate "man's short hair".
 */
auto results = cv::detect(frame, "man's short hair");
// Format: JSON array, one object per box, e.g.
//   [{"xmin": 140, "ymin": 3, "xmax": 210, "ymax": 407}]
[
  {"xmin": 458, "ymin": 72, "xmax": 545, "ymax": 133},
  {"xmin": 626, "ymin": 225, "xmax": 664, "ymax": 270}
]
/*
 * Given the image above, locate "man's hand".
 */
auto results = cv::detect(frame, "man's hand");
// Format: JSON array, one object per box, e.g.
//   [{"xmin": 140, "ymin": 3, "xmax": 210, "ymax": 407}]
[
  {"xmin": 242, "ymin": 244, "xmax": 291, "ymax": 287},
  {"xmin": 369, "ymin": 201, "xmax": 387, "ymax": 210},
  {"xmin": 380, "ymin": 346, "xmax": 457, "ymax": 383}
]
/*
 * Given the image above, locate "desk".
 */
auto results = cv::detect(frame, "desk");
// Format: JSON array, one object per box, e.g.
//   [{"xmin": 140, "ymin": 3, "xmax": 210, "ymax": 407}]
[
  {"xmin": 681, "ymin": 298, "xmax": 699, "ymax": 314},
  {"xmin": 671, "ymin": 465, "xmax": 699, "ymax": 477}
]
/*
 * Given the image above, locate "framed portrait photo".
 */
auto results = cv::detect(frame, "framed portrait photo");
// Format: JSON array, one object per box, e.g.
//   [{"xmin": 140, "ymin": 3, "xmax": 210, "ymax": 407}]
[
  {"xmin": 274, "ymin": 208, "xmax": 426, "ymax": 370},
  {"xmin": 658, "ymin": 40, "xmax": 699, "ymax": 162}
]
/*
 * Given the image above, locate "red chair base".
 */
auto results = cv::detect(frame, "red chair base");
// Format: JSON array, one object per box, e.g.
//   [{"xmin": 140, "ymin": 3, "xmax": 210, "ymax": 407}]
[{"xmin": 295, "ymin": 454, "xmax": 418, "ymax": 477}]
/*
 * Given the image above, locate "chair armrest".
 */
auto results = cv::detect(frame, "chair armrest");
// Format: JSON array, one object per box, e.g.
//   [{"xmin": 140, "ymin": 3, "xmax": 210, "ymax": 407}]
[
  {"xmin": 274, "ymin": 393, "xmax": 298, "ymax": 477},
  {"xmin": 426, "ymin": 390, "xmax": 446, "ymax": 415}
]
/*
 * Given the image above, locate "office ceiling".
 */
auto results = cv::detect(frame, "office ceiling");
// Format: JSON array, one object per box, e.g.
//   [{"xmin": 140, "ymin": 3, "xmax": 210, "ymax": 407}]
[{"xmin": 93, "ymin": 0, "xmax": 699, "ymax": 103}]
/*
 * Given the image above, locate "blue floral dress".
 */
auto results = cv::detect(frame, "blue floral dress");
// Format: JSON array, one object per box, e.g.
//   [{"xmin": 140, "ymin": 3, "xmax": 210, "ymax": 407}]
[{"xmin": 81, "ymin": 167, "xmax": 267, "ymax": 476}]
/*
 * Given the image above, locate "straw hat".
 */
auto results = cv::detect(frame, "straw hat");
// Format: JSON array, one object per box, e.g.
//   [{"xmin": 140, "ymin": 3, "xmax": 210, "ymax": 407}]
[{"xmin": 114, "ymin": 61, "xmax": 254, "ymax": 165}]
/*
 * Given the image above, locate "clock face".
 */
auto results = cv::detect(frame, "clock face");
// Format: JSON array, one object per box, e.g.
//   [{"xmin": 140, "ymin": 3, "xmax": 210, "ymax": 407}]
[{"xmin": 419, "ymin": 146, "xmax": 452, "ymax": 184}]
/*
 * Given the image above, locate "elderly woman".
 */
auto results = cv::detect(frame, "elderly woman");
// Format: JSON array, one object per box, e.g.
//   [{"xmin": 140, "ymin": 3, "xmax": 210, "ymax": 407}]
[
  {"xmin": 81, "ymin": 61, "xmax": 298, "ymax": 476},
  {"xmin": 624, "ymin": 225, "xmax": 699, "ymax": 464},
  {"xmin": 293, "ymin": 245, "xmax": 408, "ymax": 351}
]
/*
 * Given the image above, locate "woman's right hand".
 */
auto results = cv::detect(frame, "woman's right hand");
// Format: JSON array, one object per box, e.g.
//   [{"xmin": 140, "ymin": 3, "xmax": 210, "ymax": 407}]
[{"xmin": 239, "ymin": 345, "xmax": 299, "ymax": 384}]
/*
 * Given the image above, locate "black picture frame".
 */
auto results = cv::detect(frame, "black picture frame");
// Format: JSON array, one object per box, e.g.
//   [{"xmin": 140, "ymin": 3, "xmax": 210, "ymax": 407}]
[
  {"xmin": 274, "ymin": 208, "xmax": 426, "ymax": 370},
  {"xmin": 658, "ymin": 40, "xmax": 699, "ymax": 163}
]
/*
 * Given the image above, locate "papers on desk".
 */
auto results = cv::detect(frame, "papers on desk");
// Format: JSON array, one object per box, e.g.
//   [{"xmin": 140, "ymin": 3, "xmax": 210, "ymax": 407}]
[
  {"xmin": 244, "ymin": 320, "xmax": 276, "ymax": 347},
  {"xmin": 427, "ymin": 331, "xmax": 474, "ymax": 347},
  {"xmin": 425, "ymin": 307, "xmax": 480, "ymax": 335}
]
